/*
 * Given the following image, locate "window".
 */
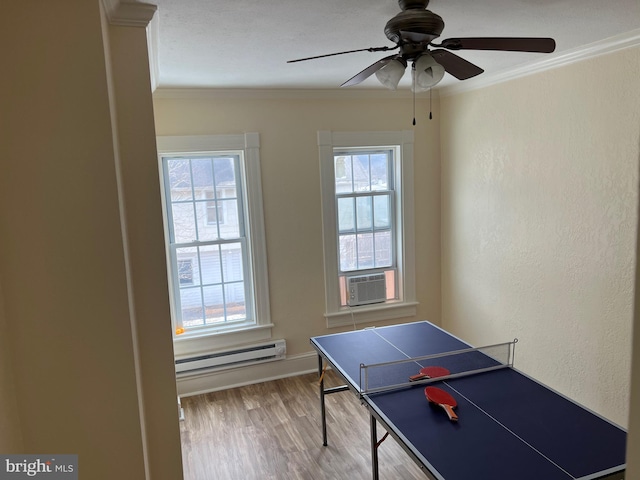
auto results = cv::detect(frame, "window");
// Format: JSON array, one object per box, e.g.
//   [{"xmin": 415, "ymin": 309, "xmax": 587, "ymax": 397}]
[
  {"xmin": 318, "ymin": 131, "xmax": 417, "ymax": 327},
  {"xmin": 334, "ymin": 148, "xmax": 397, "ymax": 305},
  {"xmin": 157, "ymin": 133, "xmax": 272, "ymax": 354}
]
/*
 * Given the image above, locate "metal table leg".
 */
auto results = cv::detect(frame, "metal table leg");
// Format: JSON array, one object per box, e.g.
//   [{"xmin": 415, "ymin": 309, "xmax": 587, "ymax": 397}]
[
  {"xmin": 319, "ymin": 355, "xmax": 328, "ymax": 446},
  {"xmin": 371, "ymin": 414, "xmax": 379, "ymax": 480}
]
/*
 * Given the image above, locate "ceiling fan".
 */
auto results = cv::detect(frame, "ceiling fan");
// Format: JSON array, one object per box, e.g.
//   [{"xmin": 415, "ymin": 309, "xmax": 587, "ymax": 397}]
[{"xmin": 288, "ymin": 0, "xmax": 556, "ymax": 91}]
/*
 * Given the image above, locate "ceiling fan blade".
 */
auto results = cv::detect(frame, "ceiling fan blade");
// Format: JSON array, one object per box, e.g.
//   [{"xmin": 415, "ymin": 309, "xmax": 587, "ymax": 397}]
[
  {"xmin": 287, "ymin": 46, "xmax": 397, "ymax": 63},
  {"xmin": 439, "ymin": 37, "xmax": 556, "ymax": 53},
  {"xmin": 341, "ymin": 54, "xmax": 398, "ymax": 87},
  {"xmin": 430, "ymin": 49, "xmax": 484, "ymax": 80}
]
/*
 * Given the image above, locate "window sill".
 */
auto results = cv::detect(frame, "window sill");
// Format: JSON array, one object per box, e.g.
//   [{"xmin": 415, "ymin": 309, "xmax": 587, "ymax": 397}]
[
  {"xmin": 324, "ymin": 301, "xmax": 418, "ymax": 328},
  {"xmin": 173, "ymin": 323, "xmax": 274, "ymax": 359}
]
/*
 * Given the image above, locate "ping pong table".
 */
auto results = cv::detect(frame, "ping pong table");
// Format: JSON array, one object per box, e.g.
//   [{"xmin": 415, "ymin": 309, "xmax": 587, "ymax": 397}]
[{"xmin": 310, "ymin": 321, "xmax": 627, "ymax": 480}]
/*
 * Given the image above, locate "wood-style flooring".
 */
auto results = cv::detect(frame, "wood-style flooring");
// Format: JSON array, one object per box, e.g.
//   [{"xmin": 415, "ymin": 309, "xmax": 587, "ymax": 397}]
[{"xmin": 179, "ymin": 370, "xmax": 426, "ymax": 480}]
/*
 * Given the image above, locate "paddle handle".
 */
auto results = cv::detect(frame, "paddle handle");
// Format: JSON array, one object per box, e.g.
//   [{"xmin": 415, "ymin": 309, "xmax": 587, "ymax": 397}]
[{"xmin": 440, "ymin": 403, "xmax": 458, "ymax": 422}]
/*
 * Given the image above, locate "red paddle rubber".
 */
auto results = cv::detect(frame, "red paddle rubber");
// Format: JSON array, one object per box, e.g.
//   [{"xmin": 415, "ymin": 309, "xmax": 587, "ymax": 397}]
[
  {"xmin": 425, "ymin": 386, "xmax": 458, "ymax": 422},
  {"xmin": 409, "ymin": 366, "xmax": 451, "ymax": 382}
]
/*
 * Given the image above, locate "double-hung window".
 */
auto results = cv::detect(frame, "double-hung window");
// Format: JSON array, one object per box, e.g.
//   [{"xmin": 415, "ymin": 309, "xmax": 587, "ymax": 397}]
[
  {"xmin": 157, "ymin": 134, "xmax": 272, "ymax": 354},
  {"xmin": 319, "ymin": 131, "xmax": 417, "ymax": 327}
]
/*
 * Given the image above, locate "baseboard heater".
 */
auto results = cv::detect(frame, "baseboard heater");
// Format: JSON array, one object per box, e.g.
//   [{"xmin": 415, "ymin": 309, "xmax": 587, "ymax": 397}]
[{"xmin": 175, "ymin": 339, "xmax": 286, "ymax": 375}]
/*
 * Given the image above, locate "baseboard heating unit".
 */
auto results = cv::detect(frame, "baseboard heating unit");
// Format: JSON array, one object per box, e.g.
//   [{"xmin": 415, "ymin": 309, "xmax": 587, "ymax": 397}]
[{"xmin": 175, "ymin": 340, "xmax": 286, "ymax": 375}]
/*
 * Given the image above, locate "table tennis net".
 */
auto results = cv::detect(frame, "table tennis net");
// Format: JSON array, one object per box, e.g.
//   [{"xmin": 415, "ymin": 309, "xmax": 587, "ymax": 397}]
[{"xmin": 359, "ymin": 339, "xmax": 518, "ymax": 395}]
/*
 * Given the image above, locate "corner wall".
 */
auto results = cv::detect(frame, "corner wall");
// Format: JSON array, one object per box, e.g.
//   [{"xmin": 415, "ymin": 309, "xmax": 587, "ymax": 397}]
[{"xmin": 440, "ymin": 47, "xmax": 640, "ymax": 429}]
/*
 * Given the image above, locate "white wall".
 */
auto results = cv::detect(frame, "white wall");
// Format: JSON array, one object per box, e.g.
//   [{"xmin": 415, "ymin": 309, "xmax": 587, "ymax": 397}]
[{"xmin": 440, "ymin": 46, "xmax": 640, "ymax": 429}]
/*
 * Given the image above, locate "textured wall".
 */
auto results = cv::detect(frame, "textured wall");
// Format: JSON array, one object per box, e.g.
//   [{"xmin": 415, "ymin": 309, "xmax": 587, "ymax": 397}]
[{"xmin": 440, "ymin": 46, "xmax": 640, "ymax": 427}]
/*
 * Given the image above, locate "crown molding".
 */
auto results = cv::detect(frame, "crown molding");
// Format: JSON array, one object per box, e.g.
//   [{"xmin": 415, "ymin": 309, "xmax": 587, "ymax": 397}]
[
  {"xmin": 439, "ymin": 28, "xmax": 640, "ymax": 97},
  {"xmin": 152, "ymin": 87, "xmax": 439, "ymax": 101},
  {"xmin": 146, "ymin": 12, "xmax": 159, "ymax": 91},
  {"xmin": 102, "ymin": 0, "xmax": 157, "ymax": 27}
]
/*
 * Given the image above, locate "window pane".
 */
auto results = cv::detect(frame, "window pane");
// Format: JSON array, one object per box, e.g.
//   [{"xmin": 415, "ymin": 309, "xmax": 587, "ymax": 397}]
[
  {"xmin": 357, "ymin": 233, "xmax": 374, "ymax": 269},
  {"xmin": 214, "ymin": 157, "xmax": 237, "ymax": 196},
  {"xmin": 191, "ymin": 158, "xmax": 214, "ymax": 192},
  {"xmin": 195, "ymin": 200, "xmax": 219, "ymax": 241},
  {"xmin": 370, "ymin": 154, "xmax": 389, "ymax": 191},
  {"xmin": 203, "ymin": 285, "xmax": 224, "ymax": 324},
  {"xmin": 334, "ymin": 156, "xmax": 353, "ymax": 194},
  {"xmin": 374, "ymin": 231, "xmax": 392, "ymax": 267},
  {"xmin": 199, "ymin": 245, "xmax": 222, "ymax": 285},
  {"xmin": 206, "ymin": 199, "xmax": 221, "ymax": 225},
  {"xmin": 353, "ymin": 155, "xmax": 370, "ymax": 192},
  {"xmin": 218, "ymin": 199, "xmax": 240, "ymax": 238},
  {"xmin": 356, "ymin": 196, "xmax": 372, "ymax": 230},
  {"xmin": 167, "ymin": 159, "xmax": 193, "ymax": 201},
  {"xmin": 339, "ymin": 234, "xmax": 357, "ymax": 271},
  {"xmin": 176, "ymin": 247, "xmax": 199, "ymax": 286},
  {"xmin": 337, "ymin": 197, "xmax": 355, "ymax": 232},
  {"xmin": 222, "ymin": 243, "xmax": 244, "ymax": 282},
  {"xmin": 225, "ymin": 283, "xmax": 246, "ymax": 321},
  {"xmin": 180, "ymin": 287, "xmax": 203, "ymax": 326},
  {"xmin": 373, "ymin": 195, "xmax": 390, "ymax": 228},
  {"xmin": 171, "ymin": 203, "xmax": 196, "ymax": 243},
  {"xmin": 177, "ymin": 259, "xmax": 194, "ymax": 285}
]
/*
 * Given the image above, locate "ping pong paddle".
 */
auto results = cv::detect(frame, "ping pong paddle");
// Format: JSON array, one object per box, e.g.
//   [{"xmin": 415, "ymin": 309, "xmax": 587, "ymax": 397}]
[
  {"xmin": 409, "ymin": 366, "xmax": 450, "ymax": 382},
  {"xmin": 425, "ymin": 386, "xmax": 458, "ymax": 422}
]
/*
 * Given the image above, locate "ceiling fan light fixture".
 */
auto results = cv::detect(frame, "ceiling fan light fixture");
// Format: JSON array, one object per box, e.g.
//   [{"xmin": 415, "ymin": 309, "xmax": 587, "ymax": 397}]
[
  {"xmin": 375, "ymin": 57, "xmax": 407, "ymax": 90},
  {"xmin": 412, "ymin": 53, "xmax": 445, "ymax": 91}
]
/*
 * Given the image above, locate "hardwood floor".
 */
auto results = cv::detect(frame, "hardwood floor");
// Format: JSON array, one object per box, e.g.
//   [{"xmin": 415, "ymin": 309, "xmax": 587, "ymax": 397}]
[{"xmin": 179, "ymin": 370, "xmax": 427, "ymax": 480}]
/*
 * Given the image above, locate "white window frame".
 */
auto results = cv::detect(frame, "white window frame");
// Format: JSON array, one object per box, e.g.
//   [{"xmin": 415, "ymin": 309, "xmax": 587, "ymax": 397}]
[
  {"xmin": 157, "ymin": 133, "xmax": 272, "ymax": 355},
  {"xmin": 318, "ymin": 130, "xmax": 417, "ymax": 328}
]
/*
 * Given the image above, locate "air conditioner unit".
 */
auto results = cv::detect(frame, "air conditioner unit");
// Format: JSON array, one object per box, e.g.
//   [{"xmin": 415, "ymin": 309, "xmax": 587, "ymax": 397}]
[
  {"xmin": 347, "ymin": 273, "xmax": 386, "ymax": 306},
  {"xmin": 175, "ymin": 340, "xmax": 286, "ymax": 375}
]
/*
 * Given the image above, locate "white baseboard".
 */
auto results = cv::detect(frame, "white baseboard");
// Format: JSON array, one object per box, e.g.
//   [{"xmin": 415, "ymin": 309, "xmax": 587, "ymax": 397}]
[{"xmin": 176, "ymin": 350, "xmax": 319, "ymax": 397}]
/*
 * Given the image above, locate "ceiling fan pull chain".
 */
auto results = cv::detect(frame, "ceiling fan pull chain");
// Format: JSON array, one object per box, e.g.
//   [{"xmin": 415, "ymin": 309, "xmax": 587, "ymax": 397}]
[
  {"xmin": 412, "ymin": 64, "xmax": 417, "ymax": 126},
  {"xmin": 429, "ymin": 87, "xmax": 433, "ymax": 120}
]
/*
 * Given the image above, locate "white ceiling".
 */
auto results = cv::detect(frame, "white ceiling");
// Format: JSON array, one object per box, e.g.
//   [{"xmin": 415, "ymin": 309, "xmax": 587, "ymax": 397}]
[{"xmin": 152, "ymin": 0, "xmax": 639, "ymax": 90}]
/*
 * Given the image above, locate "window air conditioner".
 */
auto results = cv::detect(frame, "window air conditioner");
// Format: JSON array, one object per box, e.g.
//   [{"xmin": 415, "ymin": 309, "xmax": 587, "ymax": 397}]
[{"xmin": 347, "ymin": 273, "xmax": 386, "ymax": 306}]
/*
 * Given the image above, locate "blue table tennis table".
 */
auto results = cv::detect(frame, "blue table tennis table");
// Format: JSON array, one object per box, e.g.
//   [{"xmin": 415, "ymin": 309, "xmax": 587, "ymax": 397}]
[{"xmin": 310, "ymin": 321, "xmax": 627, "ymax": 480}]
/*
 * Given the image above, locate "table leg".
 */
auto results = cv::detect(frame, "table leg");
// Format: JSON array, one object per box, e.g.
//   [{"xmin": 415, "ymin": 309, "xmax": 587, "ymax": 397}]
[
  {"xmin": 318, "ymin": 355, "xmax": 328, "ymax": 446},
  {"xmin": 370, "ymin": 414, "xmax": 379, "ymax": 480}
]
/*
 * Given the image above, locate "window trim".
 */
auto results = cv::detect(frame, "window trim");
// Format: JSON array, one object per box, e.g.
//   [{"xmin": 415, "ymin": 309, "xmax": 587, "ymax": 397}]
[
  {"xmin": 157, "ymin": 133, "xmax": 272, "ymax": 355},
  {"xmin": 318, "ymin": 130, "xmax": 417, "ymax": 328}
]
